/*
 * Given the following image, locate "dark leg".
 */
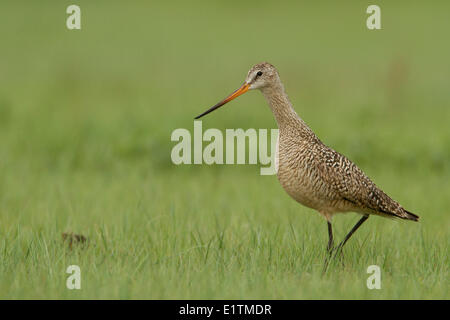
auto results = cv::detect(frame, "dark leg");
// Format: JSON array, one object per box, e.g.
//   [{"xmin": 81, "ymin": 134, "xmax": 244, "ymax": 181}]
[
  {"xmin": 334, "ymin": 215, "xmax": 369, "ymax": 255},
  {"xmin": 327, "ymin": 221, "xmax": 333, "ymax": 252},
  {"xmin": 322, "ymin": 221, "xmax": 334, "ymax": 273}
]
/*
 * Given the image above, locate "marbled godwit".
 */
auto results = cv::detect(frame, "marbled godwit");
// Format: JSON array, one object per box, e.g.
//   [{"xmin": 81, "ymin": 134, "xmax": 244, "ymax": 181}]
[{"xmin": 195, "ymin": 62, "xmax": 419, "ymax": 256}]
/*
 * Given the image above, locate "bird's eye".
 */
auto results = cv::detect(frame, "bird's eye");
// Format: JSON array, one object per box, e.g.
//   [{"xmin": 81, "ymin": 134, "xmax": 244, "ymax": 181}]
[{"xmin": 257, "ymin": 71, "xmax": 263, "ymax": 77}]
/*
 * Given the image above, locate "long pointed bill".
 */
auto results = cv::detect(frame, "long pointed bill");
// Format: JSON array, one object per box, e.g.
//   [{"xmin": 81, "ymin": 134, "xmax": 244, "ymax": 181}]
[{"xmin": 195, "ymin": 83, "xmax": 250, "ymax": 119}]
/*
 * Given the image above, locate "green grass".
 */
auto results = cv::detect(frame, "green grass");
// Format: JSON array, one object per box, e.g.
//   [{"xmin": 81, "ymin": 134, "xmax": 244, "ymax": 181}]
[{"xmin": 0, "ymin": 0, "xmax": 448, "ymax": 299}]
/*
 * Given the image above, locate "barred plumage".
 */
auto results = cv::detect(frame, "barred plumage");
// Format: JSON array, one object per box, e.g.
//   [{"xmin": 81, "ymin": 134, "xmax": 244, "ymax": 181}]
[{"xmin": 255, "ymin": 62, "xmax": 419, "ymax": 223}]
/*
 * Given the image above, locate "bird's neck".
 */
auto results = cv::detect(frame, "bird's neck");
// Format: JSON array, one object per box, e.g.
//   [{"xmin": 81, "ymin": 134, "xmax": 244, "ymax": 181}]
[{"xmin": 261, "ymin": 84, "xmax": 313, "ymax": 138}]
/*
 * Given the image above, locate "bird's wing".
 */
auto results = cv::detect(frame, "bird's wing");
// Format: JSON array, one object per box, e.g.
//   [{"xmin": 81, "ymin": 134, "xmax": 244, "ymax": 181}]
[{"xmin": 317, "ymin": 145, "xmax": 405, "ymax": 218}]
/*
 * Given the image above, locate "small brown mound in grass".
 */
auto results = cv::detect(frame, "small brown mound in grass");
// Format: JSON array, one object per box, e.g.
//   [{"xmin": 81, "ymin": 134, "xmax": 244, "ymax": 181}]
[{"xmin": 62, "ymin": 232, "xmax": 88, "ymax": 249}]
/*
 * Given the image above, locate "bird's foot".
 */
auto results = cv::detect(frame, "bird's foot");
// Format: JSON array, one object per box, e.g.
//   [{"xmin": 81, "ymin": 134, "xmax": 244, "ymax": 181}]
[
  {"xmin": 322, "ymin": 245, "xmax": 336, "ymax": 273},
  {"xmin": 332, "ymin": 246, "xmax": 345, "ymax": 267},
  {"xmin": 323, "ymin": 246, "xmax": 346, "ymax": 273}
]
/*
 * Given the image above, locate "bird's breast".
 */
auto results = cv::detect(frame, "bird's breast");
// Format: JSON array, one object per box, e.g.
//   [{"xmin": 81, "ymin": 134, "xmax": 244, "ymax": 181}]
[{"xmin": 276, "ymin": 137, "xmax": 328, "ymax": 210}]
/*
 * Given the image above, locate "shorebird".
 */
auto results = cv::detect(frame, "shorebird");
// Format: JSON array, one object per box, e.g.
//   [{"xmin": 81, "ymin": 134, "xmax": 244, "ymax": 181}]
[{"xmin": 195, "ymin": 62, "xmax": 419, "ymax": 257}]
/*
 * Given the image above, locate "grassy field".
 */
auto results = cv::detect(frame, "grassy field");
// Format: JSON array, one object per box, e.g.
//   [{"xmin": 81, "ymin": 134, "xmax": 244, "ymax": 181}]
[{"xmin": 0, "ymin": 1, "xmax": 448, "ymax": 299}]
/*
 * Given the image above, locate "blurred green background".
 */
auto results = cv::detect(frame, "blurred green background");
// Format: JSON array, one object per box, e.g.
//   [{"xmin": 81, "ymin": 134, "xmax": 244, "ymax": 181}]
[{"xmin": 0, "ymin": 1, "xmax": 448, "ymax": 298}]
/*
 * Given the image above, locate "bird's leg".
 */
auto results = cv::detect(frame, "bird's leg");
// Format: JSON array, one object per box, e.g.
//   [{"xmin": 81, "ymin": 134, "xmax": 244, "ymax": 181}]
[
  {"xmin": 322, "ymin": 221, "xmax": 334, "ymax": 273},
  {"xmin": 334, "ymin": 215, "xmax": 369, "ymax": 257},
  {"xmin": 327, "ymin": 221, "xmax": 333, "ymax": 253}
]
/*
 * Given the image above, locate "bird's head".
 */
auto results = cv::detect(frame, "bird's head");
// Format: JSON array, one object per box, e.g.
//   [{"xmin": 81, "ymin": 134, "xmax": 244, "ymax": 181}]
[
  {"xmin": 195, "ymin": 62, "xmax": 280, "ymax": 119},
  {"xmin": 245, "ymin": 62, "xmax": 280, "ymax": 90}
]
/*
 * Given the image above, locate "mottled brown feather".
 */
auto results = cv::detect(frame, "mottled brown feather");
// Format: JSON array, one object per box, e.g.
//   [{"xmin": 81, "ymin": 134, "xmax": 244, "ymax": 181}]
[{"xmin": 250, "ymin": 62, "xmax": 418, "ymax": 222}]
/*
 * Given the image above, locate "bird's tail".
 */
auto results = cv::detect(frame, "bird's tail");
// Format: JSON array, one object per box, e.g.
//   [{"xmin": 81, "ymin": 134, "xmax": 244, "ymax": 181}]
[{"xmin": 401, "ymin": 209, "xmax": 419, "ymax": 222}]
